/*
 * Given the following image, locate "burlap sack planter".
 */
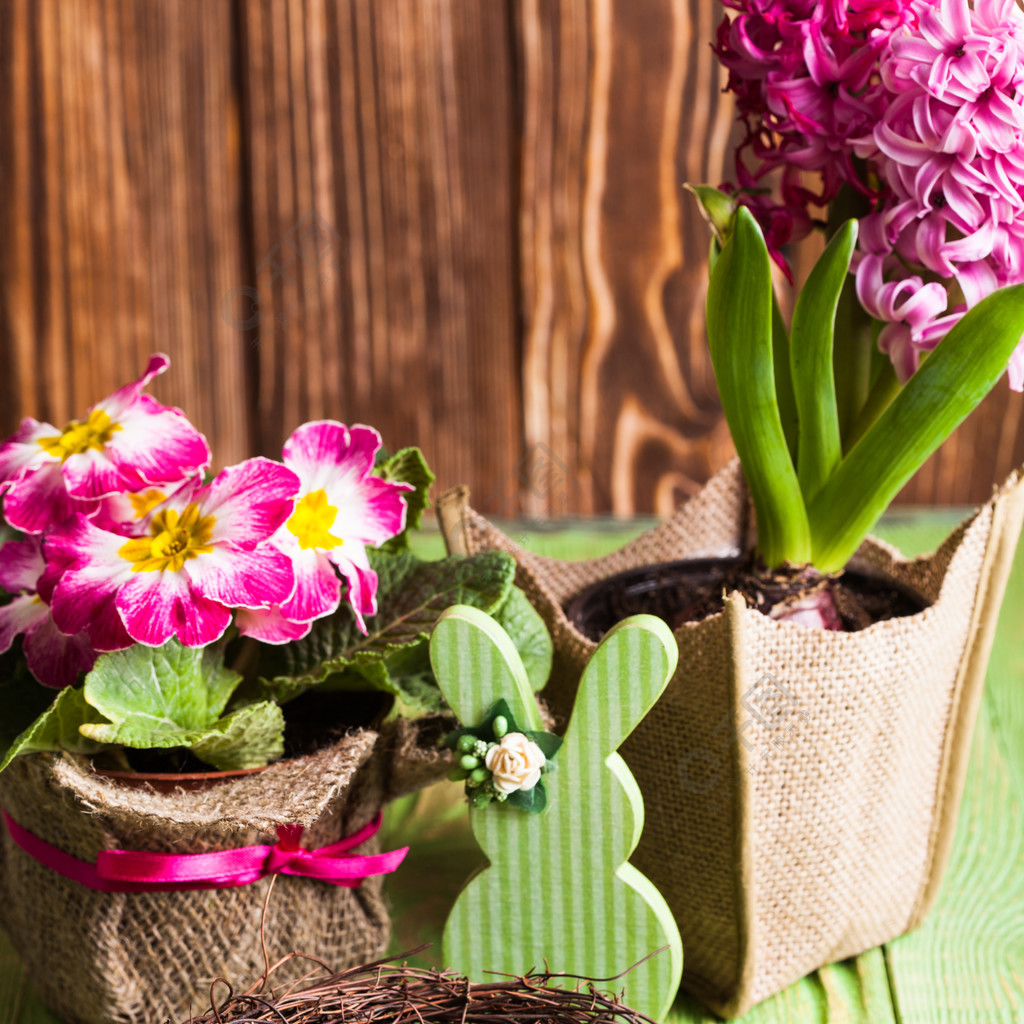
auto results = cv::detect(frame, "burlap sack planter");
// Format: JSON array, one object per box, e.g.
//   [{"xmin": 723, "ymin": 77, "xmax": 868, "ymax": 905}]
[
  {"xmin": 437, "ymin": 461, "xmax": 1024, "ymax": 1017},
  {"xmin": 0, "ymin": 715, "xmax": 449, "ymax": 1024}
]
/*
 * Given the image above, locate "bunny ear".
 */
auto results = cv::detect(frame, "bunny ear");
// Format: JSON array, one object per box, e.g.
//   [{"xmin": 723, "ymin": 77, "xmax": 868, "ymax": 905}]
[
  {"xmin": 564, "ymin": 614, "xmax": 678, "ymax": 757},
  {"xmin": 429, "ymin": 604, "xmax": 543, "ymax": 730}
]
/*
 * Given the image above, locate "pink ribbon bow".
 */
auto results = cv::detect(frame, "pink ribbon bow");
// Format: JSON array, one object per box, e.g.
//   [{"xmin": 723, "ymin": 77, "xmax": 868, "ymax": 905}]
[{"xmin": 1, "ymin": 809, "xmax": 407, "ymax": 893}]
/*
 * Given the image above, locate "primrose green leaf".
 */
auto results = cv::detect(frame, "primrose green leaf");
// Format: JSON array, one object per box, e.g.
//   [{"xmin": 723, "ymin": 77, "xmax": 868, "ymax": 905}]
[
  {"xmin": 255, "ymin": 550, "xmax": 517, "ymax": 703},
  {"xmin": 1, "ymin": 686, "xmax": 105, "ymax": 772},
  {"xmin": 0, "ymin": 653, "xmax": 60, "ymax": 766},
  {"xmin": 82, "ymin": 641, "xmax": 242, "ymax": 740},
  {"xmin": 808, "ymin": 282, "xmax": 1024, "ymax": 571},
  {"xmin": 387, "ymin": 665, "xmax": 449, "ymax": 713},
  {"xmin": 706, "ymin": 205, "xmax": 810, "ymax": 566},
  {"xmin": 348, "ymin": 584, "xmax": 549, "ymax": 713},
  {"xmin": 492, "ymin": 587, "xmax": 552, "ymax": 693},
  {"xmin": 789, "ymin": 219, "xmax": 856, "ymax": 501},
  {"xmin": 188, "ymin": 702, "xmax": 285, "ymax": 771},
  {"xmin": 374, "ymin": 447, "xmax": 435, "ymax": 552}
]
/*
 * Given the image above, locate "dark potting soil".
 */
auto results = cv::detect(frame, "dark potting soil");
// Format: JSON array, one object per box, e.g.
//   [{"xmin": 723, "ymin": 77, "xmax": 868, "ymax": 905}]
[{"xmin": 564, "ymin": 555, "xmax": 927, "ymax": 643}]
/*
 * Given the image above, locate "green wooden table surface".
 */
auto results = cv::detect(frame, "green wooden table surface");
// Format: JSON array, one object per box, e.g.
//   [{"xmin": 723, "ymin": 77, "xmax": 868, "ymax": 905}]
[{"xmin": 2, "ymin": 512, "xmax": 1021, "ymax": 1023}]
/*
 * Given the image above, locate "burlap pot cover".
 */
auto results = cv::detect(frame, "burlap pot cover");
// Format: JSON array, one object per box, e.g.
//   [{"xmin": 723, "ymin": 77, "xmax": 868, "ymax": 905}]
[
  {"xmin": 437, "ymin": 461, "xmax": 1024, "ymax": 1017},
  {"xmin": 0, "ymin": 715, "xmax": 450, "ymax": 1024}
]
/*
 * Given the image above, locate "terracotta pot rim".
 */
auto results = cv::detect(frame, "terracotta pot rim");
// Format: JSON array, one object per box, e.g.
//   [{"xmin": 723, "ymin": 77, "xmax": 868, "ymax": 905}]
[{"xmin": 91, "ymin": 763, "xmax": 271, "ymax": 792}]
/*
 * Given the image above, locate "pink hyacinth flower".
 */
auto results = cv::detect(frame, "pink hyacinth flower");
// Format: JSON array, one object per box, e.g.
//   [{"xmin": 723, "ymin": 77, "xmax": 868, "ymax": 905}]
[
  {"xmin": 857, "ymin": 255, "xmax": 951, "ymax": 381},
  {"xmin": 44, "ymin": 457, "xmax": 300, "ymax": 649},
  {"xmin": 0, "ymin": 354, "xmax": 210, "ymax": 534},
  {"xmin": 236, "ymin": 421, "xmax": 412, "ymax": 642},
  {"xmin": 0, "ymin": 536, "xmax": 96, "ymax": 688}
]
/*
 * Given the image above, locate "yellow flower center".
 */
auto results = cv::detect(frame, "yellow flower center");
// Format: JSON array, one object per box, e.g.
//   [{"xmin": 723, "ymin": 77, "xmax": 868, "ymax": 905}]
[
  {"xmin": 128, "ymin": 489, "xmax": 168, "ymax": 518},
  {"xmin": 118, "ymin": 504, "xmax": 216, "ymax": 573},
  {"xmin": 286, "ymin": 489, "xmax": 344, "ymax": 550},
  {"xmin": 38, "ymin": 409, "xmax": 121, "ymax": 461}
]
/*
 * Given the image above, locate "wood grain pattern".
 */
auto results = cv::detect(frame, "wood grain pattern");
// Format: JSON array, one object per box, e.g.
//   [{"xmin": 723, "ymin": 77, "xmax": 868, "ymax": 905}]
[
  {"xmin": 515, "ymin": 0, "xmax": 740, "ymax": 518},
  {"xmin": 236, "ymin": 0, "xmax": 520, "ymax": 499},
  {"xmin": 0, "ymin": 0, "xmax": 1018, "ymax": 515},
  {"xmin": 0, "ymin": 0, "xmax": 252, "ymax": 467}
]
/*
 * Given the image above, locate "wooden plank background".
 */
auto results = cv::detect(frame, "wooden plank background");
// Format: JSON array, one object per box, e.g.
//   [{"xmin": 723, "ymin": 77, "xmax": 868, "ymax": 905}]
[{"xmin": 2, "ymin": 0, "xmax": 1022, "ymax": 518}]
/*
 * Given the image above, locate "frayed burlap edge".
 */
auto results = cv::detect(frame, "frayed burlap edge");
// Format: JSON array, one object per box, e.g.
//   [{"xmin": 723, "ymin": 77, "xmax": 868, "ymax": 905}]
[
  {"xmin": 0, "ymin": 715, "xmax": 453, "ymax": 1024},
  {"xmin": 437, "ymin": 462, "xmax": 1024, "ymax": 1016}
]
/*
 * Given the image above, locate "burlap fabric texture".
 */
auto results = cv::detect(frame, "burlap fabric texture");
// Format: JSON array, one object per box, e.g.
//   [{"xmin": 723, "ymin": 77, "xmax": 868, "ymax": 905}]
[
  {"xmin": 0, "ymin": 715, "xmax": 450, "ymax": 1024},
  {"xmin": 437, "ymin": 460, "xmax": 1024, "ymax": 1017}
]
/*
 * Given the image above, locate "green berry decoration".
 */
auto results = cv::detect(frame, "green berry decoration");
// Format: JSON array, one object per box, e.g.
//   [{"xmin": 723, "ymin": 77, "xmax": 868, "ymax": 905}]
[{"xmin": 441, "ymin": 698, "xmax": 562, "ymax": 813}]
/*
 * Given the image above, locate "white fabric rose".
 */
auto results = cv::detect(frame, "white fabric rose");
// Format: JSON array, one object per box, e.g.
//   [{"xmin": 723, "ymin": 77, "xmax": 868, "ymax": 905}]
[{"xmin": 484, "ymin": 732, "xmax": 546, "ymax": 794}]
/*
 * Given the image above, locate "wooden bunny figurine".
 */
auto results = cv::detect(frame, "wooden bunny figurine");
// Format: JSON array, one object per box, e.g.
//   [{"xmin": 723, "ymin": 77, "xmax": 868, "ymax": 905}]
[{"xmin": 430, "ymin": 604, "xmax": 683, "ymax": 1022}]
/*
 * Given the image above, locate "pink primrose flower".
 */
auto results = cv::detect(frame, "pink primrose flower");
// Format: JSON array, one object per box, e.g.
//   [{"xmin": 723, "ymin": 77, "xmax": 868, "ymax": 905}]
[
  {"xmin": 236, "ymin": 421, "xmax": 412, "ymax": 643},
  {"xmin": 44, "ymin": 457, "xmax": 300, "ymax": 649},
  {"xmin": 0, "ymin": 536, "xmax": 96, "ymax": 688},
  {"xmin": 0, "ymin": 355, "xmax": 210, "ymax": 534}
]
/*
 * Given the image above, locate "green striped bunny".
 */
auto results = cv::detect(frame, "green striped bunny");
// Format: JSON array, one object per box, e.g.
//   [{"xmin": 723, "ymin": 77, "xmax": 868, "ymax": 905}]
[{"xmin": 431, "ymin": 604, "xmax": 683, "ymax": 1022}]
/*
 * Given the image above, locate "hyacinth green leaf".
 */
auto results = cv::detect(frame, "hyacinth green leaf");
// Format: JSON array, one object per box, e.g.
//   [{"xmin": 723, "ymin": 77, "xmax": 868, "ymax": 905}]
[
  {"xmin": 706, "ymin": 205, "xmax": 810, "ymax": 566},
  {"xmin": 685, "ymin": 183, "xmax": 738, "ymax": 245},
  {"xmin": 772, "ymin": 293, "xmax": 799, "ymax": 460},
  {"xmin": 809, "ymin": 282, "xmax": 1024, "ymax": 571},
  {"xmin": 790, "ymin": 219, "xmax": 857, "ymax": 501}
]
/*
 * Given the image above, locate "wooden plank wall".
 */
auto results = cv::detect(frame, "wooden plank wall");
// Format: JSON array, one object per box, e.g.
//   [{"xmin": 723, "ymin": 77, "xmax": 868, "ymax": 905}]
[{"xmin": 2, "ymin": 0, "xmax": 1022, "ymax": 519}]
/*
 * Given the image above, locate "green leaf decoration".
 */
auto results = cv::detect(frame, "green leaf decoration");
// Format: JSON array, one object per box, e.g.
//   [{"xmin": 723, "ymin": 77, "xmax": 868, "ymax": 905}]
[
  {"xmin": 706, "ymin": 205, "xmax": 810, "ymax": 566},
  {"xmin": 442, "ymin": 697, "xmax": 518, "ymax": 751},
  {"xmin": 790, "ymin": 219, "xmax": 856, "ymax": 502},
  {"xmin": 808, "ymin": 282, "xmax": 1024, "ymax": 570},
  {"xmin": 374, "ymin": 447, "xmax": 435, "ymax": 552},
  {"xmin": 507, "ymin": 784, "xmax": 546, "ymax": 813},
  {"xmin": 442, "ymin": 697, "xmax": 562, "ymax": 814},
  {"xmin": 525, "ymin": 729, "xmax": 563, "ymax": 760},
  {"xmin": 0, "ymin": 686, "xmax": 104, "ymax": 772},
  {"xmin": 188, "ymin": 702, "xmax": 285, "ymax": 771},
  {"xmin": 491, "ymin": 586, "xmax": 552, "ymax": 692},
  {"xmin": 255, "ymin": 551, "xmax": 517, "ymax": 704},
  {"xmin": 83, "ymin": 641, "xmax": 241, "ymax": 737}
]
